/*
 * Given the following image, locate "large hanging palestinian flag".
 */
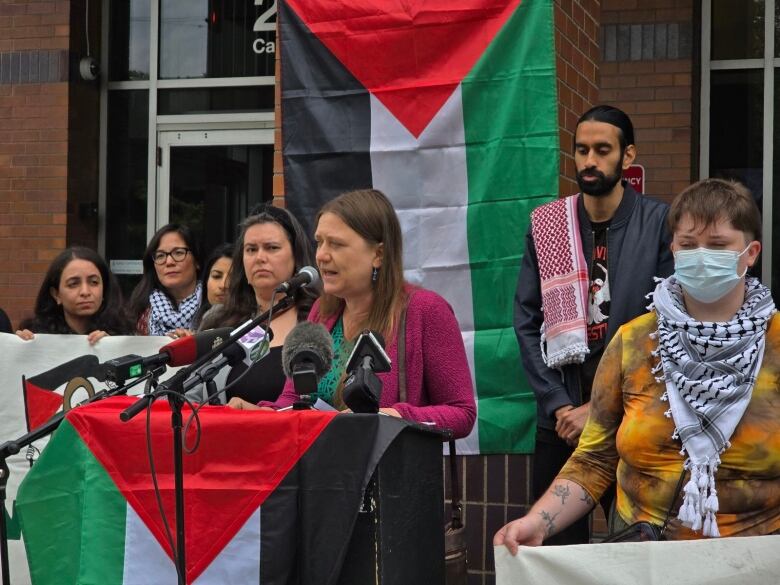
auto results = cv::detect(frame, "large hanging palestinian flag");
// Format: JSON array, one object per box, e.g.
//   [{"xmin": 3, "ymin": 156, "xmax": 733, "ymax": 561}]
[
  {"xmin": 15, "ymin": 398, "xmax": 410, "ymax": 584},
  {"xmin": 281, "ymin": 0, "xmax": 559, "ymax": 453}
]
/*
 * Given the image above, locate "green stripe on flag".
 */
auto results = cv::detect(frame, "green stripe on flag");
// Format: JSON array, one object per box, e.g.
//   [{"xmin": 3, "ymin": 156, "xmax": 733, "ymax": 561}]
[
  {"xmin": 463, "ymin": 0, "xmax": 558, "ymax": 453},
  {"xmin": 17, "ymin": 421, "xmax": 128, "ymax": 584}
]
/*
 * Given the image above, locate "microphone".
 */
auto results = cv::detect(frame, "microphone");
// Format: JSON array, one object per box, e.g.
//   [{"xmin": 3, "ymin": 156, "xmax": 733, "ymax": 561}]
[
  {"xmin": 343, "ymin": 330, "xmax": 392, "ymax": 413},
  {"xmin": 227, "ymin": 320, "xmax": 273, "ymax": 368},
  {"xmin": 103, "ymin": 328, "xmax": 232, "ymax": 384},
  {"xmin": 281, "ymin": 321, "xmax": 333, "ymax": 397},
  {"xmin": 274, "ymin": 266, "xmax": 320, "ymax": 294},
  {"xmin": 181, "ymin": 324, "xmax": 272, "ymax": 402},
  {"xmin": 344, "ymin": 330, "xmax": 391, "ymax": 374}
]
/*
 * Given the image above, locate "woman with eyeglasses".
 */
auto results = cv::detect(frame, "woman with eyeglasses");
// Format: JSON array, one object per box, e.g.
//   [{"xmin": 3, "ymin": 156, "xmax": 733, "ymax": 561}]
[{"xmin": 128, "ymin": 224, "xmax": 203, "ymax": 337}]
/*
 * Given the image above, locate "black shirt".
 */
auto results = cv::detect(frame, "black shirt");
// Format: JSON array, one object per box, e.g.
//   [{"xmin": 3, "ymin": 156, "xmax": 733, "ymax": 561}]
[
  {"xmin": 225, "ymin": 346, "xmax": 285, "ymax": 404},
  {"xmin": 581, "ymin": 219, "xmax": 611, "ymax": 400}
]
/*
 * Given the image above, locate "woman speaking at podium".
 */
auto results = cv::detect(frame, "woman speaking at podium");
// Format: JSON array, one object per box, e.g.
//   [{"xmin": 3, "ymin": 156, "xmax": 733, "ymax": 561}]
[{"xmin": 229, "ymin": 189, "xmax": 476, "ymax": 440}]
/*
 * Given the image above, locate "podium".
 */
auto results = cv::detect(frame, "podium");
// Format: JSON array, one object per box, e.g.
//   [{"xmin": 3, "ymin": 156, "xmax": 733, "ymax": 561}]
[
  {"xmin": 339, "ymin": 420, "xmax": 445, "ymax": 584},
  {"xmin": 14, "ymin": 397, "xmax": 445, "ymax": 585}
]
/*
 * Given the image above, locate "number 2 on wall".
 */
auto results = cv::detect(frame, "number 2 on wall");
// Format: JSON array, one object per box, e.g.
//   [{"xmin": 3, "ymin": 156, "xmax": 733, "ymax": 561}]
[{"xmin": 254, "ymin": 0, "xmax": 277, "ymax": 33}]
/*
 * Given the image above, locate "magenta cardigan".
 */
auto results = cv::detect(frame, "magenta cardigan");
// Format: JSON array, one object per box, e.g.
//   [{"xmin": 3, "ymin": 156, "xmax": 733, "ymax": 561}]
[{"xmin": 266, "ymin": 286, "xmax": 476, "ymax": 439}]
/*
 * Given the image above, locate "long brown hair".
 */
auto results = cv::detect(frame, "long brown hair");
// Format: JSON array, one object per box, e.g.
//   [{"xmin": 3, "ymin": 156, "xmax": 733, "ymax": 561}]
[
  {"xmin": 317, "ymin": 189, "xmax": 406, "ymax": 341},
  {"xmin": 204, "ymin": 207, "xmax": 318, "ymax": 328}
]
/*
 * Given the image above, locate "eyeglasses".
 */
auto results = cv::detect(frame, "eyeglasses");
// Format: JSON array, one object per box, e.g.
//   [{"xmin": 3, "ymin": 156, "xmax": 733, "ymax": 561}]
[{"xmin": 152, "ymin": 247, "xmax": 190, "ymax": 265}]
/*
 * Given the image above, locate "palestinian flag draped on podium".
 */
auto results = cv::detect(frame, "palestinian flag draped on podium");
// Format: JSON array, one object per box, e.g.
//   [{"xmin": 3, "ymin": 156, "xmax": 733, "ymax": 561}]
[
  {"xmin": 15, "ymin": 399, "xmax": 407, "ymax": 584},
  {"xmin": 281, "ymin": 0, "xmax": 559, "ymax": 453}
]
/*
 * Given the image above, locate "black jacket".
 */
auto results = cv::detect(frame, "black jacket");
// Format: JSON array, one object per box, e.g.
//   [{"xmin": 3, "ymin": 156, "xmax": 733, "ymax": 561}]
[{"xmin": 514, "ymin": 184, "xmax": 674, "ymax": 430}]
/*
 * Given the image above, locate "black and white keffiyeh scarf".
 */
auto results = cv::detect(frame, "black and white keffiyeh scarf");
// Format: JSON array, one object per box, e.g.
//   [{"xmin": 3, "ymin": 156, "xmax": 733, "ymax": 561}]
[
  {"xmin": 148, "ymin": 283, "xmax": 202, "ymax": 336},
  {"xmin": 650, "ymin": 276, "xmax": 776, "ymax": 537}
]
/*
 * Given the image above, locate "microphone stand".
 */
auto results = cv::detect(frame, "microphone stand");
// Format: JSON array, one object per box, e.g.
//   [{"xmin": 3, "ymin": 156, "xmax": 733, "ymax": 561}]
[
  {"xmin": 118, "ymin": 294, "xmax": 294, "ymax": 584},
  {"xmin": 0, "ymin": 370, "xmax": 159, "ymax": 585}
]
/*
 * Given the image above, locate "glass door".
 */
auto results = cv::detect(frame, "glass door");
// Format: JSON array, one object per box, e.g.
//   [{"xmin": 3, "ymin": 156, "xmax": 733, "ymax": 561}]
[{"xmin": 156, "ymin": 128, "xmax": 274, "ymax": 258}]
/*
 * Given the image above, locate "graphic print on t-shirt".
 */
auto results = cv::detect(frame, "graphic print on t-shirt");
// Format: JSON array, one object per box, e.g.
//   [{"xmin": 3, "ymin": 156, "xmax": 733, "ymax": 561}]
[{"xmin": 587, "ymin": 225, "xmax": 610, "ymax": 344}]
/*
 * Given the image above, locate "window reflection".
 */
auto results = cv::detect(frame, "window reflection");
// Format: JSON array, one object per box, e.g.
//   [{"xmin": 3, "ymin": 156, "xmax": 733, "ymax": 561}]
[
  {"xmin": 106, "ymin": 91, "xmax": 149, "ymax": 295},
  {"xmin": 159, "ymin": 0, "xmax": 209, "ymax": 79},
  {"xmin": 109, "ymin": 0, "xmax": 151, "ymax": 80},
  {"xmin": 711, "ymin": 0, "xmax": 764, "ymax": 60},
  {"xmin": 709, "ymin": 70, "xmax": 764, "ymax": 201},
  {"xmin": 159, "ymin": 0, "xmax": 276, "ymax": 79}
]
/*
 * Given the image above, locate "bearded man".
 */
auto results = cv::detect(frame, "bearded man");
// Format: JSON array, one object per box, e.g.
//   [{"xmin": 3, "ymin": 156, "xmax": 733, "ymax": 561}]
[{"xmin": 513, "ymin": 105, "xmax": 674, "ymax": 544}]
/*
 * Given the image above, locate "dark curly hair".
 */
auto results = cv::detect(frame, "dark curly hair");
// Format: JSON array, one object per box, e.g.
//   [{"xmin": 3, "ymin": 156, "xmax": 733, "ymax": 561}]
[
  {"xmin": 201, "ymin": 206, "xmax": 318, "ymax": 328},
  {"xmin": 19, "ymin": 247, "xmax": 133, "ymax": 335}
]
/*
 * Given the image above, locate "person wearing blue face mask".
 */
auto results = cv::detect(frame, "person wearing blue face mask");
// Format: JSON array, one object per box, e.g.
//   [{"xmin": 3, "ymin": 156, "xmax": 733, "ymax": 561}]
[{"xmin": 496, "ymin": 178, "xmax": 780, "ymax": 551}]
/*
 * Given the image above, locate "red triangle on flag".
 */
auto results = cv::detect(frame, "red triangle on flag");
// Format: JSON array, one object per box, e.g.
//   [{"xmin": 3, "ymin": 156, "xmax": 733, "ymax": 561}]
[
  {"xmin": 67, "ymin": 397, "xmax": 337, "ymax": 583},
  {"xmin": 286, "ymin": 0, "xmax": 521, "ymax": 138},
  {"xmin": 23, "ymin": 379, "xmax": 64, "ymax": 431}
]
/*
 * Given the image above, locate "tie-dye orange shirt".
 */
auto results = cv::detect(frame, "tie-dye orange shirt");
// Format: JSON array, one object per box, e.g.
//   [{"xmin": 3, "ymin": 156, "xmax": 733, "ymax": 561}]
[{"xmin": 558, "ymin": 312, "xmax": 780, "ymax": 539}]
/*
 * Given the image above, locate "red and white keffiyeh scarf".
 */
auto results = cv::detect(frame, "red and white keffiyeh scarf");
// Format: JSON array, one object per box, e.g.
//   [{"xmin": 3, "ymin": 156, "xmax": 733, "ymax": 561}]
[{"xmin": 530, "ymin": 195, "xmax": 590, "ymax": 369}]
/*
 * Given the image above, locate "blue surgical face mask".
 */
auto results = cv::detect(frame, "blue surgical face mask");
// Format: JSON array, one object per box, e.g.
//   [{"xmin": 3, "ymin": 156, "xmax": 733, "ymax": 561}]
[{"xmin": 673, "ymin": 245, "xmax": 750, "ymax": 303}]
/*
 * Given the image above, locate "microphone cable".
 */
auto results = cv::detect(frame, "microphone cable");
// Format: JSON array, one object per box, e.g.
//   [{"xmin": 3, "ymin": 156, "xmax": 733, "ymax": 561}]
[
  {"xmin": 143, "ymin": 388, "xmax": 200, "ymax": 585},
  {"xmin": 180, "ymin": 310, "xmax": 275, "ymax": 454},
  {"xmin": 141, "ymin": 299, "xmax": 281, "ymax": 583}
]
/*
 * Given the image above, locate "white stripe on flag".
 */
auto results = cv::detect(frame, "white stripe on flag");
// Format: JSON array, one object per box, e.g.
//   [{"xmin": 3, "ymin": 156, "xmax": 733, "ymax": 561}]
[
  {"xmin": 370, "ymin": 87, "xmax": 479, "ymax": 452},
  {"xmin": 196, "ymin": 507, "xmax": 261, "ymax": 584},
  {"xmin": 123, "ymin": 505, "xmax": 177, "ymax": 584},
  {"xmin": 122, "ymin": 505, "xmax": 261, "ymax": 584}
]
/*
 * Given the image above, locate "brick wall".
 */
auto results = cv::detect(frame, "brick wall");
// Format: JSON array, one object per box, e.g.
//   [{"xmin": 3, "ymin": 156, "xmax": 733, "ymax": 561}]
[
  {"xmin": 599, "ymin": 0, "xmax": 696, "ymax": 204},
  {"xmin": 0, "ymin": 0, "xmax": 71, "ymax": 328},
  {"xmin": 556, "ymin": 0, "xmax": 601, "ymax": 195}
]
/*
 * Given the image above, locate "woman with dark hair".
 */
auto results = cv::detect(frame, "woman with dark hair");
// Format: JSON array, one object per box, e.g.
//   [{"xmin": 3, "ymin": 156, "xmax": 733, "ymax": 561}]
[
  {"xmin": 128, "ymin": 224, "xmax": 203, "ymax": 337},
  {"xmin": 15, "ymin": 247, "xmax": 132, "ymax": 343},
  {"xmin": 199, "ymin": 205, "xmax": 319, "ymax": 403},
  {"xmin": 193, "ymin": 243, "xmax": 234, "ymax": 329},
  {"xmin": 229, "ymin": 189, "xmax": 476, "ymax": 440}
]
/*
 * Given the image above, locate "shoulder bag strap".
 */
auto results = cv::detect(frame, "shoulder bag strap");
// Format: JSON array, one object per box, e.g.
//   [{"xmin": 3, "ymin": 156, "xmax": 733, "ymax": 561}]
[{"xmin": 448, "ymin": 439, "xmax": 463, "ymax": 528}]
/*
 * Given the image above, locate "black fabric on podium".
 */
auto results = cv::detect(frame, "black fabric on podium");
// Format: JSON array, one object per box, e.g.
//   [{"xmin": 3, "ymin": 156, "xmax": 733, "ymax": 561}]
[{"xmin": 259, "ymin": 414, "xmax": 408, "ymax": 585}]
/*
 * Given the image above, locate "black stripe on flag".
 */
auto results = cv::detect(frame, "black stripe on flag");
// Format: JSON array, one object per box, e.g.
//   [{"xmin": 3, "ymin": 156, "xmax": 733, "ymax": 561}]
[
  {"xmin": 280, "ymin": 1, "xmax": 373, "ymax": 236},
  {"xmin": 259, "ymin": 414, "xmax": 410, "ymax": 585}
]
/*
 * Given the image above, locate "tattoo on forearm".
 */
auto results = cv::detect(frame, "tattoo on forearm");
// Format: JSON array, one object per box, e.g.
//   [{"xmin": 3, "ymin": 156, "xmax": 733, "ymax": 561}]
[
  {"xmin": 539, "ymin": 510, "xmax": 559, "ymax": 537},
  {"xmin": 579, "ymin": 487, "xmax": 594, "ymax": 508},
  {"xmin": 550, "ymin": 484, "xmax": 571, "ymax": 505}
]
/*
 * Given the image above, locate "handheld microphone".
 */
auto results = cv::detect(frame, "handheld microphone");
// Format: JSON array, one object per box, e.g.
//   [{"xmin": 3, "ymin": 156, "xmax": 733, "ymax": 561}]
[
  {"xmin": 343, "ymin": 330, "xmax": 392, "ymax": 414},
  {"xmin": 274, "ymin": 266, "xmax": 320, "ymax": 294},
  {"xmin": 103, "ymin": 328, "xmax": 232, "ymax": 384},
  {"xmin": 281, "ymin": 321, "xmax": 333, "ymax": 397}
]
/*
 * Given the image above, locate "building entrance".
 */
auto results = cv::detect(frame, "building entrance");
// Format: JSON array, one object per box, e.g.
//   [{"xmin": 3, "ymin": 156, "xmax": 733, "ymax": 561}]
[{"xmin": 156, "ymin": 128, "xmax": 274, "ymax": 257}]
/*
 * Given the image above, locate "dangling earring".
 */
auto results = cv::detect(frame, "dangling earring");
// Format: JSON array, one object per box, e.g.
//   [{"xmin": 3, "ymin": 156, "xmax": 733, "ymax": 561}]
[{"xmin": 371, "ymin": 267, "xmax": 379, "ymax": 282}]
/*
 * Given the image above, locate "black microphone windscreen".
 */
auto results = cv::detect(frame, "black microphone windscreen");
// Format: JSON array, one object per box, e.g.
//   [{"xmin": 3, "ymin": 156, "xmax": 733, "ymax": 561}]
[
  {"xmin": 345, "ymin": 329, "xmax": 391, "ymax": 374},
  {"xmin": 281, "ymin": 322, "xmax": 333, "ymax": 379}
]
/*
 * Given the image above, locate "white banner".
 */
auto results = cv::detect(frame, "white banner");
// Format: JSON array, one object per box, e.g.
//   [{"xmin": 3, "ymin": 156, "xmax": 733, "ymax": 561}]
[
  {"xmin": 0, "ymin": 333, "xmax": 181, "ymax": 584},
  {"xmin": 495, "ymin": 536, "xmax": 780, "ymax": 585}
]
